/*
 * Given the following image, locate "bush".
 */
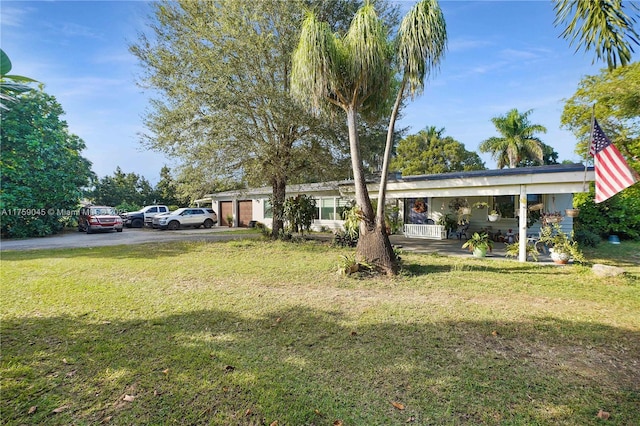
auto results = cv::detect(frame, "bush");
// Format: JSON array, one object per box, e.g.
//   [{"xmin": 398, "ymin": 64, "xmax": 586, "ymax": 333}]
[{"xmin": 574, "ymin": 229, "xmax": 601, "ymax": 247}]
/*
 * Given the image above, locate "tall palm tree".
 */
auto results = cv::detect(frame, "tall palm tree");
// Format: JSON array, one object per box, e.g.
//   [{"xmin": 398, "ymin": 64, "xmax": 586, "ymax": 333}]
[
  {"xmin": 479, "ymin": 109, "xmax": 547, "ymax": 169},
  {"xmin": 291, "ymin": 0, "xmax": 446, "ymax": 274},
  {"xmin": 554, "ymin": 0, "xmax": 640, "ymax": 70}
]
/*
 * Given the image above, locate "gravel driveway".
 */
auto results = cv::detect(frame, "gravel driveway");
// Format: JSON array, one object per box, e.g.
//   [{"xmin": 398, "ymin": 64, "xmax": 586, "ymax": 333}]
[{"xmin": 0, "ymin": 227, "xmax": 260, "ymax": 251}]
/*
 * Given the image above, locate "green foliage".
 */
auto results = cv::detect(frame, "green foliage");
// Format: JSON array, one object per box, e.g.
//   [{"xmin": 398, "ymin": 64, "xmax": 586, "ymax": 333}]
[
  {"xmin": 573, "ymin": 185, "xmax": 640, "ymax": 239},
  {"xmin": 132, "ymin": 0, "xmax": 351, "ymax": 238},
  {"xmin": 561, "ymin": 62, "xmax": 640, "ymax": 164},
  {"xmin": 0, "ymin": 48, "xmax": 38, "ymax": 110},
  {"xmin": 574, "ymin": 228, "xmax": 601, "ymax": 248},
  {"xmin": 0, "ymin": 91, "xmax": 94, "ymax": 238},
  {"xmin": 89, "ymin": 167, "xmax": 155, "ymax": 208},
  {"xmin": 462, "ymin": 232, "xmax": 493, "ymax": 252},
  {"xmin": 505, "ymin": 242, "xmax": 539, "ymax": 262},
  {"xmin": 539, "ymin": 223, "xmax": 586, "ymax": 263},
  {"xmin": 283, "ymin": 194, "xmax": 317, "ymax": 236},
  {"xmin": 479, "ymin": 108, "xmax": 547, "ymax": 168},
  {"xmin": 391, "ymin": 126, "xmax": 485, "ymax": 175},
  {"xmin": 553, "ymin": 0, "xmax": 640, "ymax": 70},
  {"xmin": 436, "ymin": 213, "xmax": 457, "ymax": 233}
]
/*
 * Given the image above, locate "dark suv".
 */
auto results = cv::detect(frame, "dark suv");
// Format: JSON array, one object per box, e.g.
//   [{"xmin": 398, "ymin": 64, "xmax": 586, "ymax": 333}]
[{"xmin": 78, "ymin": 205, "xmax": 123, "ymax": 234}]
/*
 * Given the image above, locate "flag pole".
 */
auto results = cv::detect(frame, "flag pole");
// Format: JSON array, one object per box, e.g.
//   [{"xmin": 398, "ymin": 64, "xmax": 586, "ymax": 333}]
[{"xmin": 583, "ymin": 104, "xmax": 596, "ymax": 192}]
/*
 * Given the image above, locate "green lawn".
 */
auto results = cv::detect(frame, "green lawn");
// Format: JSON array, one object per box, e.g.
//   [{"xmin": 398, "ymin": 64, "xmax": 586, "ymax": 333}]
[{"xmin": 1, "ymin": 239, "xmax": 639, "ymax": 425}]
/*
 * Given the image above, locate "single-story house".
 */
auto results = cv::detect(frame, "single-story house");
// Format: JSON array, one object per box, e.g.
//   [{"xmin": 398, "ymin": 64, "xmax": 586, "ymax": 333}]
[{"xmin": 195, "ymin": 163, "xmax": 595, "ymax": 262}]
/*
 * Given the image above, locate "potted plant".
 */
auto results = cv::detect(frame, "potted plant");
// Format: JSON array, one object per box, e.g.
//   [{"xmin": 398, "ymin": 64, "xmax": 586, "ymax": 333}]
[
  {"xmin": 538, "ymin": 223, "xmax": 585, "ymax": 264},
  {"xmin": 472, "ymin": 201, "xmax": 488, "ymax": 209},
  {"xmin": 226, "ymin": 214, "xmax": 233, "ymax": 227},
  {"xmin": 541, "ymin": 211, "xmax": 563, "ymax": 225},
  {"xmin": 462, "ymin": 232, "xmax": 493, "ymax": 257},
  {"xmin": 565, "ymin": 208, "xmax": 580, "ymax": 217},
  {"xmin": 487, "ymin": 210, "xmax": 501, "ymax": 222}
]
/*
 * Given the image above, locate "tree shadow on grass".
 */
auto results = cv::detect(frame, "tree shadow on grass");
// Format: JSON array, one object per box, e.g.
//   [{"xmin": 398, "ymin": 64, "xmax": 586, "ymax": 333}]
[{"xmin": 2, "ymin": 307, "xmax": 639, "ymax": 425}]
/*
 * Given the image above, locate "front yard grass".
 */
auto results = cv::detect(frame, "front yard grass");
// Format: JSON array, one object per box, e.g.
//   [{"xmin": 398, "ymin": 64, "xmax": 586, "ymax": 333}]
[{"xmin": 1, "ymin": 239, "xmax": 638, "ymax": 425}]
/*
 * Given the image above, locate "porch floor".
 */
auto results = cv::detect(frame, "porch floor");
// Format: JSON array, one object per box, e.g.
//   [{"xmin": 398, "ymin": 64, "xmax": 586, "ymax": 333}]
[{"xmin": 388, "ymin": 233, "xmax": 556, "ymax": 263}]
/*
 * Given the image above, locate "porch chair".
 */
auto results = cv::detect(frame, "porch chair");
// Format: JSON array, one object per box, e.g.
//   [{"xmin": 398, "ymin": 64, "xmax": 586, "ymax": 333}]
[{"xmin": 456, "ymin": 221, "xmax": 470, "ymax": 240}]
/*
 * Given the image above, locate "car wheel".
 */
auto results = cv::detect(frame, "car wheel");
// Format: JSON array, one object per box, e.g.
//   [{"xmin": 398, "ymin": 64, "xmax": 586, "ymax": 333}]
[
  {"xmin": 168, "ymin": 220, "xmax": 180, "ymax": 230},
  {"xmin": 203, "ymin": 219, "xmax": 213, "ymax": 229},
  {"xmin": 116, "ymin": 228, "xmax": 123, "ymax": 232},
  {"xmin": 86, "ymin": 227, "xmax": 93, "ymax": 234},
  {"xmin": 131, "ymin": 218, "xmax": 143, "ymax": 228}
]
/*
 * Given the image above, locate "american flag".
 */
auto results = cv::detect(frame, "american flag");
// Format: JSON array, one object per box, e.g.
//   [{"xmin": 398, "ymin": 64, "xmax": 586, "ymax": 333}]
[{"xmin": 590, "ymin": 119, "xmax": 639, "ymax": 203}]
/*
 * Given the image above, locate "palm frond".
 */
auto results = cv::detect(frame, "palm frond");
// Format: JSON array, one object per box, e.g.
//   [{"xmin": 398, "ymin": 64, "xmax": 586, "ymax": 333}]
[{"xmin": 397, "ymin": 0, "xmax": 447, "ymax": 97}]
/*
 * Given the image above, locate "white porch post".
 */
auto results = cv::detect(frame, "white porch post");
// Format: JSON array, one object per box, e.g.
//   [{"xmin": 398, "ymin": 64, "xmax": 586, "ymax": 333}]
[{"xmin": 518, "ymin": 185, "xmax": 528, "ymax": 262}]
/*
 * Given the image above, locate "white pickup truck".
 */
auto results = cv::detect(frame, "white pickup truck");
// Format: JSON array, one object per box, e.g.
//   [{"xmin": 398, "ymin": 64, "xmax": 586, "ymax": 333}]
[{"xmin": 123, "ymin": 205, "xmax": 169, "ymax": 228}]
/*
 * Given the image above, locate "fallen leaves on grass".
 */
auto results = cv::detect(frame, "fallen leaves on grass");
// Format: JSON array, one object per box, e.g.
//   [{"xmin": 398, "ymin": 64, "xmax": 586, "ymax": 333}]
[
  {"xmin": 52, "ymin": 405, "xmax": 70, "ymax": 414},
  {"xmin": 597, "ymin": 409, "xmax": 611, "ymax": 420},
  {"xmin": 333, "ymin": 420, "xmax": 343, "ymax": 426},
  {"xmin": 28, "ymin": 406, "xmax": 37, "ymax": 414},
  {"xmin": 391, "ymin": 401, "xmax": 405, "ymax": 410},
  {"xmin": 123, "ymin": 394, "xmax": 135, "ymax": 402}
]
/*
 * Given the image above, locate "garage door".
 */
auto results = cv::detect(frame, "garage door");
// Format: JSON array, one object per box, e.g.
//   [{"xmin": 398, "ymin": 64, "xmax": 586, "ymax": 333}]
[
  {"xmin": 237, "ymin": 201, "xmax": 253, "ymax": 227},
  {"xmin": 220, "ymin": 201, "xmax": 233, "ymax": 227}
]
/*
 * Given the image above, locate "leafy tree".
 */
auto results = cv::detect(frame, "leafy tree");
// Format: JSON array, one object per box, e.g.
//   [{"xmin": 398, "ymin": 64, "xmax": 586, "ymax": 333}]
[
  {"xmin": 90, "ymin": 167, "xmax": 155, "ymax": 210},
  {"xmin": 516, "ymin": 142, "xmax": 560, "ymax": 167},
  {"xmin": 573, "ymin": 186, "xmax": 640, "ymax": 239},
  {"xmin": 554, "ymin": 0, "xmax": 640, "ymax": 70},
  {"xmin": 291, "ymin": 0, "xmax": 447, "ymax": 274},
  {"xmin": 155, "ymin": 165, "xmax": 187, "ymax": 207},
  {"xmin": 561, "ymin": 63, "xmax": 639, "ymax": 237},
  {"xmin": 479, "ymin": 108, "xmax": 547, "ymax": 169},
  {"xmin": 1, "ymin": 91, "xmax": 94, "ymax": 238},
  {"xmin": 0, "ymin": 48, "xmax": 38, "ymax": 110},
  {"xmin": 561, "ymin": 62, "xmax": 639, "ymax": 166},
  {"xmin": 283, "ymin": 194, "xmax": 317, "ymax": 235},
  {"xmin": 391, "ymin": 126, "xmax": 485, "ymax": 175},
  {"xmin": 131, "ymin": 0, "xmax": 354, "ymax": 239}
]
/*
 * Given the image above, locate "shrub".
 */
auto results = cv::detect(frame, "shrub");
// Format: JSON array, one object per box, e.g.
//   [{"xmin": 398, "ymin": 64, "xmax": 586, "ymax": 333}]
[{"xmin": 574, "ymin": 229, "xmax": 601, "ymax": 247}]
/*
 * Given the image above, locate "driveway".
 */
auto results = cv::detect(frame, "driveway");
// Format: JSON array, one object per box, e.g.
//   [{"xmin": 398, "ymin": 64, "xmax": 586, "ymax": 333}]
[{"xmin": 0, "ymin": 227, "xmax": 260, "ymax": 251}]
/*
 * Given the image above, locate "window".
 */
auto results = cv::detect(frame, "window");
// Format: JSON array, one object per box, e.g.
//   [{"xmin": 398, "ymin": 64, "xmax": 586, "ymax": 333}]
[
  {"xmin": 336, "ymin": 198, "xmax": 351, "ymax": 221},
  {"xmin": 405, "ymin": 198, "xmax": 429, "ymax": 224},
  {"xmin": 493, "ymin": 196, "xmax": 515, "ymax": 218},
  {"xmin": 320, "ymin": 198, "xmax": 335, "ymax": 220},
  {"xmin": 264, "ymin": 199, "xmax": 273, "ymax": 219}
]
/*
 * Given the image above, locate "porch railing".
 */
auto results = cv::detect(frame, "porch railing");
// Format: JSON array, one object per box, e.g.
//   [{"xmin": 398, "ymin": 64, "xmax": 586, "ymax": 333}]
[{"xmin": 403, "ymin": 224, "xmax": 447, "ymax": 240}]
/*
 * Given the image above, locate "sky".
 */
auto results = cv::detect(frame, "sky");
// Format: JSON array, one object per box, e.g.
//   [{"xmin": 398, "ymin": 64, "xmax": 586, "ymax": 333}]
[{"xmin": 2, "ymin": 0, "xmax": 636, "ymax": 185}]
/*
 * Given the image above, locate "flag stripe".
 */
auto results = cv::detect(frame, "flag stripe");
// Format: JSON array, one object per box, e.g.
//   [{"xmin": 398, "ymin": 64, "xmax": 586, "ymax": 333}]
[{"xmin": 590, "ymin": 119, "xmax": 638, "ymax": 203}]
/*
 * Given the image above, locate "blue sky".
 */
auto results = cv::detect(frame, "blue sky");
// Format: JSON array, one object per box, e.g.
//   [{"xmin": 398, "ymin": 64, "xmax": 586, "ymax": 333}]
[{"xmin": 2, "ymin": 1, "xmax": 634, "ymax": 185}]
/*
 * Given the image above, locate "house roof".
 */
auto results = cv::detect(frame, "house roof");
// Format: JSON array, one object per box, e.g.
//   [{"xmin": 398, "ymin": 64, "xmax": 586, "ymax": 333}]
[{"xmin": 197, "ymin": 164, "xmax": 595, "ymax": 202}]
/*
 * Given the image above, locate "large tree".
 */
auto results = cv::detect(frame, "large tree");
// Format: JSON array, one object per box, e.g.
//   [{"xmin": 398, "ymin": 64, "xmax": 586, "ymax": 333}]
[
  {"xmin": 0, "ymin": 91, "xmax": 94, "ymax": 238},
  {"xmin": 554, "ymin": 0, "xmax": 640, "ymax": 70},
  {"xmin": 89, "ymin": 167, "xmax": 155, "ymax": 211},
  {"xmin": 391, "ymin": 126, "xmax": 485, "ymax": 176},
  {"xmin": 561, "ymin": 61, "xmax": 639, "ymax": 166},
  {"xmin": 292, "ymin": 0, "xmax": 447, "ymax": 274},
  {"xmin": 479, "ymin": 108, "xmax": 547, "ymax": 169},
  {"xmin": 131, "ymin": 0, "xmax": 350, "ymax": 238}
]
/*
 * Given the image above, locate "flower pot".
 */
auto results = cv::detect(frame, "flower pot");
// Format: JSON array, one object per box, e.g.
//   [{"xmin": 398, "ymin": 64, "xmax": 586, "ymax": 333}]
[
  {"xmin": 529, "ymin": 203, "xmax": 544, "ymax": 211},
  {"xmin": 550, "ymin": 250, "xmax": 570, "ymax": 264},
  {"xmin": 565, "ymin": 209, "xmax": 580, "ymax": 218},
  {"xmin": 544, "ymin": 215, "xmax": 562, "ymax": 224},
  {"xmin": 488, "ymin": 214, "xmax": 500, "ymax": 222},
  {"xmin": 473, "ymin": 247, "xmax": 487, "ymax": 258}
]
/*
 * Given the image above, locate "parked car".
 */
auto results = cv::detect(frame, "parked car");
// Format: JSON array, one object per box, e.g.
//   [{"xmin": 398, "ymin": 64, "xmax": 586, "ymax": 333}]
[
  {"xmin": 152, "ymin": 208, "xmax": 218, "ymax": 230},
  {"xmin": 123, "ymin": 205, "xmax": 169, "ymax": 228},
  {"xmin": 78, "ymin": 205, "xmax": 123, "ymax": 234}
]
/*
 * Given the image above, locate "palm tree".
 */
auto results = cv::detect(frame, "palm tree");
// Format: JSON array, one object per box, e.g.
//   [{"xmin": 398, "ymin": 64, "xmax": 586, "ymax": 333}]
[
  {"xmin": 291, "ymin": 0, "xmax": 446, "ymax": 274},
  {"xmin": 0, "ymin": 49, "xmax": 37, "ymax": 110},
  {"xmin": 479, "ymin": 109, "xmax": 546, "ymax": 169},
  {"xmin": 554, "ymin": 0, "xmax": 640, "ymax": 70}
]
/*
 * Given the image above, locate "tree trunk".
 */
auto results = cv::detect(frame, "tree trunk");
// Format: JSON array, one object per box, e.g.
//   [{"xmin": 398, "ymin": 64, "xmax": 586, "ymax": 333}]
[
  {"xmin": 346, "ymin": 106, "xmax": 397, "ymax": 275},
  {"xmin": 270, "ymin": 176, "xmax": 286, "ymax": 239}
]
